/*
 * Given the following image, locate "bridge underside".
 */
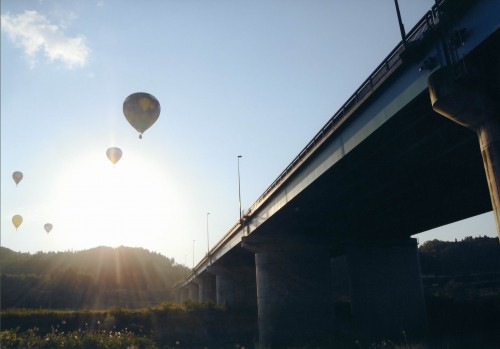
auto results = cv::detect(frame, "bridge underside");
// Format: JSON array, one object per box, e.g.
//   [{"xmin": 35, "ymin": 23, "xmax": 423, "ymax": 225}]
[{"xmin": 254, "ymin": 91, "xmax": 491, "ymax": 248}]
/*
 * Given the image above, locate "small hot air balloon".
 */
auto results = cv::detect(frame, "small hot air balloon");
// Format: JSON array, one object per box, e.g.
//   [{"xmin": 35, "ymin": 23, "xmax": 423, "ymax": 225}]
[
  {"xmin": 123, "ymin": 92, "xmax": 161, "ymax": 139},
  {"xmin": 44, "ymin": 223, "xmax": 53, "ymax": 233},
  {"xmin": 12, "ymin": 171, "xmax": 23, "ymax": 186},
  {"xmin": 12, "ymin": 215, "xmax": 23, "ymax": 230},
  {"xmin": 106, "ymin": 147, "xmax": 123, "ymax": 165}
]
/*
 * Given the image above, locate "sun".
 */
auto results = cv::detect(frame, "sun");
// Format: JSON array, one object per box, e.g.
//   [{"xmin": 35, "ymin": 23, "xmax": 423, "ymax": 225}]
[{"xmin": 48, "ymin": 145, "xmax": 186, "ymax": 253}]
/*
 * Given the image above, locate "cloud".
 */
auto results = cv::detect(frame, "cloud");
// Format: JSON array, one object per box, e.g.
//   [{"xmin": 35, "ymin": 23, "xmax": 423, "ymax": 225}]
[{"xmin": 1, "ymin": 10, "xmax": 90, "ymax": 69}]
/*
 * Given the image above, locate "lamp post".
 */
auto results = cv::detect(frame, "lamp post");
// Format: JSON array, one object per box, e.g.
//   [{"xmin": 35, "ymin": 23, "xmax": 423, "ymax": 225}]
[
  {"xmin": 238, "ymin": 155, "xmax": 242, "ymax": 219},
  {"xmin": 192, "ymin": 240, "xmax": 195, "ymax": 269},
  {"xmin": 206, "ymin": 212, "xmax": 210, "ymax": 262},
  {"xmin": 393, "ymin": 0, "xmax": 406, "ymax": 48}
]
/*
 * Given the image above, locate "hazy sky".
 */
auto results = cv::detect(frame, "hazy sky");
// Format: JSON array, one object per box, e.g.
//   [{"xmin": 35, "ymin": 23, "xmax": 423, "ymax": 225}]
[{"xmin": 1, "ymin": 0, "xmax": 497, "ymax": 266}]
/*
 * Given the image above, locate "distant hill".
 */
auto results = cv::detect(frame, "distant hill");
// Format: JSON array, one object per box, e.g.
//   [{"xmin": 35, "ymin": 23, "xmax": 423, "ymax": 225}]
[
  {"xmin": 1, "ymin": 237, "xmax": 499, "ymax": 310},
  {"xmin": 0, "ymin": 246, "xmax": 190, "ymax": 309},
  {"xmin": 419, "ymin": 236, "xmax": 500, "ymax": 275}
]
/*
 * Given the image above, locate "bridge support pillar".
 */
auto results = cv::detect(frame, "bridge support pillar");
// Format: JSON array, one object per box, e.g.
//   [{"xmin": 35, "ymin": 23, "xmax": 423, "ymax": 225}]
[
  {"xmin": 179, "ymin": 287, "xmax": 189, "ymax": 304},
  {"xmin": 243, "ymin": 237, "xmax": 334, "ymax": 349},
  {"xmin": 194, "ymin": 273, "xmax": 216, "ymax": 303},
  {"xmin": 330, "ymin": 255, "xmax": 350, "ymax": 303},
  {"xmin": 209, "ymin": 264, "xmax": 257, "ymax": 308},
  {"xmin": 186, "ymin": 282, "xmax": 199, "ymax": 301},
  {"xmin": 429, "ymin": 66, "xmax": 500, "ymax": 238},
  {"xmin": 346, "ymin": 238, "xmax": 427, "ymax": 341},
  {"xmin": 173, "ymin": 288, "xmax": 181, "ymax": 304}
]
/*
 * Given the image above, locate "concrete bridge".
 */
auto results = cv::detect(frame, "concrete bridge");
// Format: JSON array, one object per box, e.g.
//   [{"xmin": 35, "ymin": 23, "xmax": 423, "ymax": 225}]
[{"xmin": 173, "ymin": 0, "xmax": 500, "ymax": 347}]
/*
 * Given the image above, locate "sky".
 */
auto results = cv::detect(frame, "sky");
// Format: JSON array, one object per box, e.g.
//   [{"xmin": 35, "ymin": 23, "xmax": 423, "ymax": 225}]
[{"xmin": 1, "ymin": 0, "xmax": 497, "ymax": 267}]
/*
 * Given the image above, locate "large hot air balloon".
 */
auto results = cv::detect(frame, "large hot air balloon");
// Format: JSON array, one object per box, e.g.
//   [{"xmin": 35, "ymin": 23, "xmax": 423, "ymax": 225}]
[
  {"xmin": 106, "ymin": 147, "xmax": 123, "ymax": 165},
  {"xmin": 44, "ymin": 223, "xmax": 53, "ymax": 233},
  {"xmin": 12, "ymin": 215, "xmax": 23, "ymax": 230},
  {"xmin": 12, "ymin": 171, "xmax": 23, "ymax": 186},
  {"xmin": 123, "ymin": 92, "xmax": 161, "ymax": 139}
]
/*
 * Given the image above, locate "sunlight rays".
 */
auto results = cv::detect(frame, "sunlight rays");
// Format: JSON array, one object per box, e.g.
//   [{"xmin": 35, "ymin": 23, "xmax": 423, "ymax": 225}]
[{"xmin": 46, "ymin": 145, "xmax": 185, "ymax": 253}]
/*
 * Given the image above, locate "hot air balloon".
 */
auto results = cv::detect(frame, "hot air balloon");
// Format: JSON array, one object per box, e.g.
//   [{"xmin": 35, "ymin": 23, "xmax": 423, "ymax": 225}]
[
  {"xmin": 12, "ymin": 171, "xmax": 23, "ymax": 186},
  {"xmin": 106, "ymin": 147, "xmax": 123, "ymax": 165},
  {"xmin": 12, "ymin": 215, "xmax": 23, "ymax": 230},
  {"xmin": 44, "ymin": 223, "xmax": 53, "ymax": 233},
  {"xmin": 123, "ymin": 92, "xmax": 161, "ymax": 139}
]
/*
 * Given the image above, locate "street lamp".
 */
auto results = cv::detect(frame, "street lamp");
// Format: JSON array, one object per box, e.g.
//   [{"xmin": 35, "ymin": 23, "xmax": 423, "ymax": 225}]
[
  {"xmin": 393, "ymin": 0, "xmax": 406, "ymax": 48},
  {"xmin": 206, "ymin": 212, "xmax": 210, "ymax": 262},
  {"xmin": 238, "ymin": 155, "xmax": 242, "ymax": 220},
  {"xmin": 192, "ymin": 239, "xmax": 195, "ymax": 269}
]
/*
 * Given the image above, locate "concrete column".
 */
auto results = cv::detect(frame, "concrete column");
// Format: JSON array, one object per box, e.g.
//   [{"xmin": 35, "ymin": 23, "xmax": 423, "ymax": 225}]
[
  {"xmin": 243, "ymin": 237, "xmax": 334, "ymax": 349},
  {"xmin": 194, "ymin": 272, "xmax": 216, "ymax": 303},
  {"xmin": 186, "ymin": 282, "xmax": 199, "ymax": 301},
  {"xmin": 209, "ymin": 264, "xmax": 257, "ymax": 308},
  {"xmin": 428, "ymin": 66, "xmax": 500, "ymax": 238},
  {"xmin": 330, "ymin": 255, "xmax": 351, "ymax": 330},
  {"xmin": 330, "ymin": 255, "xmax": 350, "ymax": 302},
  {"xmin": 173, "ymin": 288, "xmax": 181, "ymax": 304},
  {"xmin": 216, "ymin": 272, "xmax": 234, "ymax": 306},
  {"xmin": 179, "ymin": 287, "xmax": 189, "ymax": 304},
  {"xmin": 346, "ymin": 238, "xmax": 427, "ymax": 341}
]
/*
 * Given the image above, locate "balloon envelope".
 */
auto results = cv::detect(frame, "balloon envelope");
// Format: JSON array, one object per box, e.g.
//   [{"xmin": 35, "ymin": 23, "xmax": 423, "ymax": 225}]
[
  {"xmin": 44, "ymin": 223, "xmax": 53, "ymax": 233},
  {"xmin": 12, "ymin": 171, "xmax": 23, "ymax": 186},
  {"xmin": 123, "ymin": 92, "xmax": 160, "ymax": 138},
  {"xmin": 12, "ymin": 215, "xmax": 23, "ymax": 230},
  {"xmin": 106, "ymin": 147, "xmax": 123, "ymax": 165}
]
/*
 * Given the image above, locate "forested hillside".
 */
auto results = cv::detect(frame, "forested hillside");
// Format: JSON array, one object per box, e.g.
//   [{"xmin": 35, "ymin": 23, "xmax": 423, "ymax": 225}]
[
  {"xmin": 417, "ymin": 236, "xmax": 500, "ymax": 302},
  {"xmin": 419, "ymin": 236, "xmax": 500, "ymax": 275},
  {"xmin": 0, "ymin": 246, "xmax": 190, "ymax": 309},
  {"xmin": 1, "ymin": 237, "xmax": 499, "ymax": 310}
]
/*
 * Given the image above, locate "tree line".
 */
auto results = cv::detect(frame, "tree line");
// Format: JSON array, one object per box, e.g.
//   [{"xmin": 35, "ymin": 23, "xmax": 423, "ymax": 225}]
[
  {"xmin": 419, "ymin": 235, "xmax": 500, "ymax": 275},
  {"xmin": 1, "ymin": 236, "xmax": 499, "ymax": 310},
  {"xmin": 0, "ymin": 246, "xmax": 190, "ymax": 309}
]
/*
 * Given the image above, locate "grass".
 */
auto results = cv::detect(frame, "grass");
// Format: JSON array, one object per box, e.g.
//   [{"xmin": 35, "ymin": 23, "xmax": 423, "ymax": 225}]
[{"xmin": 0, "ymin": 327, "xmax": 157, "ymax": 349}]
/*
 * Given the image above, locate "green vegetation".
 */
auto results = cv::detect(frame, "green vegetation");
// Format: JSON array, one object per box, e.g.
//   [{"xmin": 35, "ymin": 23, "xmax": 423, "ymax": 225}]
[
  {"xmin": 0, "ymin": 246, "xmax": 190, "ymax": 309},
  {"xmin": 419, "ymin": 236, "xmax": 500, "ymax": 276},
  {"xmin": 0, "ymin": 237, "xmax": 498, "ymax": 348},
  {"xmin": 0, "ymin": 327, "xmax": 157, "ymax": 349},
  {"xmin": 0, "ymin": 302, "xmax": 257, "ymax": 348}
]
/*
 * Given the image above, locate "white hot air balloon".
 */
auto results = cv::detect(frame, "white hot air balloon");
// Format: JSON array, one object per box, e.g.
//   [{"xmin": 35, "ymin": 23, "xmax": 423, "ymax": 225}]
[
  {"xmin": 12, "ymin": 171, "xmax": 23, "ymax": 186},
  {"xmin": 123, "ymin": 92, "xmax": 161, "ymax": 139},
  {"xmin": 44, "ymin": 223, "xmax": 53, "ymax": 233},
  {"xmin": 106, "ymin": 147, "xmax": 123, "ymax": 165}
]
